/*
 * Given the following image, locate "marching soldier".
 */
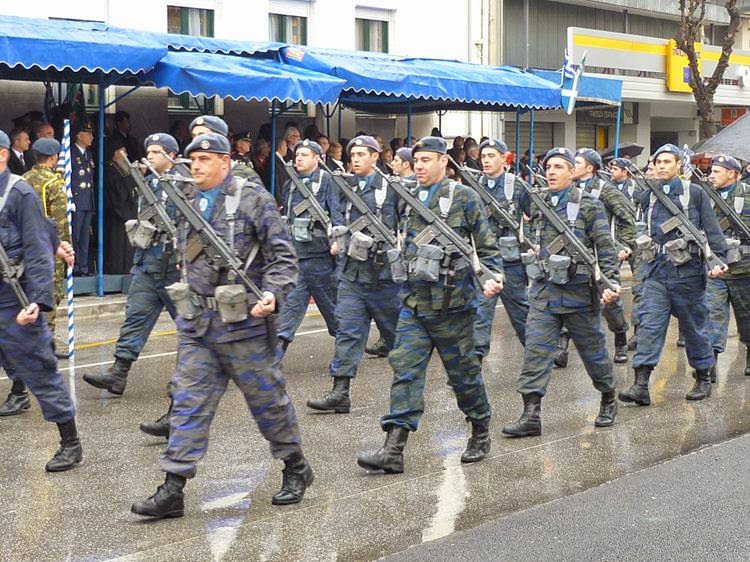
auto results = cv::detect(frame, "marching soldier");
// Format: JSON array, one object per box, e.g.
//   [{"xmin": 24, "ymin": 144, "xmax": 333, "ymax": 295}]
[
  {"xmin": 0, "ymin": 130, "xmax": 81, "ymax": 471},
  {"xmin": 473, "ymin": 138, "xmax": 530, "ymax": 355},
  {"xmin": 357, "ymin": 136, "xmax": 503, "ymax": 473},
  {"xmin": 619, "ymin": 144, "xmax": 727, "ymax": 406},
  {"xmin": 132, "ymin": 133, "xmax": 312, "ymax": 519},
  {"xmin": 502, "ymin": 148, "xmax": 622, "ymax": 438},
  {"xmin": 71, "ymin": 122, "xmax": 95, "ymax": 276},
  {"xmin": 704, "ymin": 155, "xmax": 750, "ymax": 380},
  {"xmin": 189, "ymin": 116, "xmax": 262, "ymax": 184},
  {"xmin": 277, "ymin": 139, "xmax": 343, "ymax": 352}
]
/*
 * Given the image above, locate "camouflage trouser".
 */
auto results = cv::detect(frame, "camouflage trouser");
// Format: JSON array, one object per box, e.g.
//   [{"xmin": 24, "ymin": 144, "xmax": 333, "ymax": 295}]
[
  {"xmin": 48, "ymin": 260, "xmax": 66, "ymax": 335},
  {"xmin": 474, "ymin": 261, "xmax": 529, "ymax": 354},
  {"xmin": 380, "ymin": 306, "xmax": 491, "ymax": 432},
  {"xmin": 706, "ymin": 275, "xmax": 750, "ymax": 354},
  {"xmin": 518, "ymin": 305, "xmax": 615, "ymax": 397},
  {"xmin": 160, "ymin": 318, "xmax": 301, "ymax": 479},
  {"xmin": 628, "ymin": 251, "xmax": 644, "ymax": 330},
  {"xmin": 0, "ymin": 307, "xmax": 75, "ymax": 423},
  {"xmin": 633, "ymin": 276, "xmax": 713, "ymax": 371}
]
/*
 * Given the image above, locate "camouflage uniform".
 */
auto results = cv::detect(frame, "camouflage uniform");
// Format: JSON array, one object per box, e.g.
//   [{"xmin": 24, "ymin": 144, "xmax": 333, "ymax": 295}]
[
  {"xmin": 473, "ymin": 171, "xmax": 529, "ymax": 354},
  {"xmin": 517, "ymin": 185, "xmax": 619, "ymax": 397},
  {"xmin": 381, "ymin": 177, "xmax": 502, "ymax": 432},
  {"xmin": 705, "ymin": 181, "xmax": 750, "ymax": 354},
  {"xmin": 161, "ymin": 172, "xmax": 302, "ymax": 479},
  {"xmin": 23, "ymin": 164, "xmax": 70, "ymax": 334}
]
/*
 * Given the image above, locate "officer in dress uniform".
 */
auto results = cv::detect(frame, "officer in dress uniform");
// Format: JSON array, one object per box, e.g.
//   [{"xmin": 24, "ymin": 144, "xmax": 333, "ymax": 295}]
[
  {"xmin": 473, "ymin": 138, "xmax": 530, "ymax": 356},
  {"xmin": 704, "ymin": 155, "xmax": 750, "ymax": 380},
  {"xmin": 357, "ymin": 136, "xmax": 504, "ymax": 473},
  {"xmin": 277, "ymin": 139, "xmax": 343, "ymax": 352},
  {"xmin": 502, "ymin": 148, "xmax": 622, "ymax": 438},
  {"xmin": 131, "ymin": 133, "xmax": 311, "ymax": 519},
  {"xmin": 619, "ymin": 144, "xmax": 727, "ymax": 406},
  {"xmin": 71, "ymin": 122, "xmax": 95, "ymax": 275},
  {"xmin": 0, "ymin": 130, "xmax": 81, "ymax": 471}
]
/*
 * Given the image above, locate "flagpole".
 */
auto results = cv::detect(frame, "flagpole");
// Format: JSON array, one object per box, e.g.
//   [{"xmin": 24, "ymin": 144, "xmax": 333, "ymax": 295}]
[{"xmin": 62, "ymin": 119, "xmax": 76, "ymax": 406}]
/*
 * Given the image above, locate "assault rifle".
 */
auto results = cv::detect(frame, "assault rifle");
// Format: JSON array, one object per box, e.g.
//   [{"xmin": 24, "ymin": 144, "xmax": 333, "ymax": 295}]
[
  {"xmin": 374, "ymin": 168, "xmax": 503, "ymax": 287},
  {"xmin": 692, "ymin": 168, "xmax": 750, "ymax": 242},
  {"xmin": 0, "ymin": 241, "xmax": 30, "ymax": 309},
  {"xmin": 276, "ymin": 154, "xmax": 332, "ymax": 234},
  {"xmin": 627, "ymin": 163, "xmax": 726, "ymax": 270},
  {"xmin": 448, "ymin": 155, "xmax": 532, "ymax": 252},
  {"xmin": 123, "ymin": 156, "xmax": 177, "ymax": 241},
  {"xmin": 523, "ymin": 183, "xmax": 619, "ymax": 294}
]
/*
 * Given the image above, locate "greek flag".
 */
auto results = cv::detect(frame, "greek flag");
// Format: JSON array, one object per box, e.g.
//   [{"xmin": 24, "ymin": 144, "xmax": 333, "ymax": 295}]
[
  {"xmin": 562, "ymin": 49, "xmax": 576, "ymax": 81},
  {"xmin": 561, "ymin": 50, "xmax": 586, "ymax": 115}
]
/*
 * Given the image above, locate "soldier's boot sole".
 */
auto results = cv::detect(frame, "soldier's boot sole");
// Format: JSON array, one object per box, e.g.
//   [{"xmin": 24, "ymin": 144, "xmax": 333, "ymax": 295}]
[{"xmin": 617, "ymin": 388, "xmax": 650, "ymax": 406}]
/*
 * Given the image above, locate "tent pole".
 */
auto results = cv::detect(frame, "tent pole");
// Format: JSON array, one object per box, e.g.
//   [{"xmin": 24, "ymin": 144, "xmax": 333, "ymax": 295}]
[
  {"xmin": 337, "ymin": 102, "xmax": 342, "ymax": 140},
  {"xmin": 529, "ymin": 109, "xmax": 535, "ymax": 184},
  {"xmin": 325, "ymin": 104, "xmax": 331, "ymax": 138},
  {"xmin": 97, "ymin": 85, "xmax": 105, "ymax": 296},
  {"xmin": 270, "ymin": 100, "xmax": 277, "ymax": 198},
  {"xmin": 515, "ymin": 110, "xmax": 521, "ymax": 175},
  {"xmin": 407, "ymin": 100, "xmax": 412, "ymax": 147},
  {"xmin": 614, "ymin": 104, "xmax": 622, "ymax": 159}
]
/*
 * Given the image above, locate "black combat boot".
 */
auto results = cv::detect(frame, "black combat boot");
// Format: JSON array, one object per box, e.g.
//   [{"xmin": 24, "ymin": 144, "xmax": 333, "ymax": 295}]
[
  {"xmin": 745, "ymin": 347, "xmax": 750, "ymax": 377},
  {"xmin": 613, "ymin": 331, "xmax": 629, "ymax": 364},
  {"xmin": 594, "ymin": 390, "xmax": 618, "ymax": 427},
  {"xmin": 627, "ymin": 327, "xmax": 638, "ymax": 351},
  {"xmin": 357, "ymin": 427, "xmax": 409, "ymax": 473},
  {"xmin": 618, "ymin": 366, "xmax": 652, "ymax": 406},
  {"xmin": 82, "ymin": 357, "xmax": 132, "ymax": 395},
  {"xmin": 306, "ymin": 377, "xmax": 351, "ymax": 413},
  {"xmin": 365, "ymin": 337, "xmax": 390, "ymax": 357},
  {"xmin": 554, "ymin": 333, "xmax": 571, "ymax": 368},
  {"xmin": 502, "ymin": 394, "xmax": 542, "ymax": 437},
  {"xmin": 709, "ymin": 350, "xmax": 719, "ymax": 383},
  {"xmin": 131, "ymin": 473, "xmax": 186, "ymax": 518},
  {"xmin": 271, "ymin": 453, "xmax": 314, "ymax": 505},
  {"xmin": 676, "ymin": 331, "xmax": 686, "ymax": 347},
  {"xmin": 139, "ymin": 398, "xmax": 172, "ymax": 438},
  {"xmin": 45, "ymin": 419, "xmax": 83, "ymax": 472},
  {"xmin": 0, "ymin": 380, "xmax": 30, "ymax": 416},
  {"xmin": 686, "ymin": 369, "xmax": 712, "ymax": 401},
  {"xmin": 278, "ymin": 338, "xmax": 290, "ymax": 356},
  {"xmin": 460, "ymin": 419, "xmax": 491, "ymax": 463}
]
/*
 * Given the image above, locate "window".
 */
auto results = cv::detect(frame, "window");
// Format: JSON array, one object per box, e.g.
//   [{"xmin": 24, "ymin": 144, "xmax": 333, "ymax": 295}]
[
  {"xmin": 355, "ymin": 18, "xmax": 388, "ymax": 53},
  {"xmin": 269, "ymin": 14, "xmax": 307, "ymax": 45},
  {"xmin": 167, "ymin": 6, "xmax": 215, "ymax": 112}
]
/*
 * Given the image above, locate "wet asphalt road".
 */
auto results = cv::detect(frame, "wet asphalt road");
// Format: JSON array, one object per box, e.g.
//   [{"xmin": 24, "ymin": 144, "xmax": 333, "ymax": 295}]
[{"xmin": 1, "ymin": 289, "xmax": 749, "ymax": 561}]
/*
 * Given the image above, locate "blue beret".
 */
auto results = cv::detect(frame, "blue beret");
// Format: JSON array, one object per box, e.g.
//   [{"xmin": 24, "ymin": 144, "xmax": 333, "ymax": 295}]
[
  {"xmin": 712, "ymin": 154, "xmax": 742, "ymax": 173},
  {"xmin": 609, "ymin": 158, "xmax": 630, "ymax": 170},
  {"xmin": 189, "ymin": 115, "xmax": 229, "ymax": 137},
  {"xmin": 0, "ymin": 130, "xmax": 11, "ymax": 150},
  {"xmin": 294, "ymin": 139, "xmax": 323, "ymax": 157},
  {"xmin": 144, "ymin": 133, "xmax": 179, "ymax": 154},
  {"xmin": 479, "ymin": 138, "xmax": 508, "ymax": 154},
  {"xmin": 185, "ymin": 133, "xmax": 231, "ymax": 157},
  {"xmin": 395, "ymin": 147, "xmax": 414, "ymax": 165},
  {"xmin": 347, "ymin": 135, "xmax": 380, "ymax": 153},
  {"xmin": 32, "ymin": 138, "xmax": 61, "ymax": 156},
  {"xmin": 412, "ymin": 136, "xmax": 448, "ymax": 156},
  {"xmin": 653, "ymin": 143, "xmax": 681, "ymax": 160},
  {"xmin": 542, "ymin": 147, "xmax": 576, "ymax": 168},
  {"xmin": 575, "ymin": 148, "xmax": 602, "ymax": 169}
]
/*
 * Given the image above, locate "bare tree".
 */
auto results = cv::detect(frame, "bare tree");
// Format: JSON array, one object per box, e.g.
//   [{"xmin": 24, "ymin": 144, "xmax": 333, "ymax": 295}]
[{"xmin": 676, "ymin": 0, "xmax": 742, "ymax": 139}]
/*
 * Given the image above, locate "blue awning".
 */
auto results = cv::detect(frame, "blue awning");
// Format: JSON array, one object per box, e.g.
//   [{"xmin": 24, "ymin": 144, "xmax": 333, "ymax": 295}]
[
  {"xmin": 529, "ymin": 69, "xmax": 622, "ymax": 107},
  {"xmin": 153, "ymin": 32, "xmax": 284, "ymax": 56},
  {"xmin": 140, "ymin": 51, "xmax": 345, "ymax": 104},
  {"xmin": 0, "ymin": 16, "xmax": 166, "ymax": 80},
  {"xmin": 281, "ymin": 47, "xmax": 562, "ymax": 111}
]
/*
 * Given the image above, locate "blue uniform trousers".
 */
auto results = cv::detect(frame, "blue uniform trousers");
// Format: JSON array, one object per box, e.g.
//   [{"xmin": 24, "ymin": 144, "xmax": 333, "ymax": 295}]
[
  {"xmin": 474, "ymin": 261, "xmax": 528, "ymax": 354},
  {"xmin": 0, "ymin": 307, "xmax": 75, "ymax": 423},
  {"xmin": 706, "ymin": 276, "xmax": 750, "ymax": 353},
  {"xmin": 634, "ymin": 276, "xmax": 713, "ymax": 370},
  {"xmin": 160, "ymin": 314, "xmax": 301, "ymax": 479},
  {"xmin": 71, "ymin": 210, "xmax": 92, "ymax": 275},
  {"xmin": 114, "ymin": 271, "xmax": 177, "ymax": 362},
  {"xmin": 381, "ymin": 306, "xmax": 491, "ymax": 432},
  {"xmin": 329, "ymin": 278, "xmax": 403, "ymax": 378},
  {"xmin": 518, "ymin": 306, "xmax": 615, "ymax": 396},
  {"xmin": 278, "ymin": 255, "xmax": 338, "ymax": 342}
]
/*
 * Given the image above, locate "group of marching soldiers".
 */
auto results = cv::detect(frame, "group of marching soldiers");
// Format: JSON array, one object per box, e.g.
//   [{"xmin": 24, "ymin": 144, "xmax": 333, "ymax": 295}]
[{"xmin": 1, "ymin": 114, "xmax": 748, "ymax": 519}]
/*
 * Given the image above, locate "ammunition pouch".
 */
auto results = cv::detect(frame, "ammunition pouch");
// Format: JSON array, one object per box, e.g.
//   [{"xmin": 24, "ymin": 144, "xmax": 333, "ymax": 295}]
[
  {"xmin": 636, "ymin": 234, "xmax": 656, "ymax": 263},
  {"xmin": 387, "ymin": 248, "xmax": 408, "ymax": 283},
  {"xmin": 292, "ymin": 217, "xmax": 313, "ymax": 242},
  {"xmin": 547, "ymin": 254, "xmax": 572, "ymax": 285},
  {"xmin": 165, "ymin": 282, "xmax": 202, "ymax": 320},
  {"xmin": 726, "ymin": 238, "xmax": 742, "ymax": 265},
  {"xmin": 499, "ymin": 235, "xmax": 521, "ymax": 262},
  {"xmin": 521, "ymin": 251, "xmax": 545, "ymax": 281},
  {"xmin": 125, "ymin": 219, "xmax": 158, "ymax": 250},
  {"xmin": 413, "ymin": 244, "xmax": 445, "ymax": 282},
  {"xmin": 347, "ymin": 231, "xmax": 374, "ymax": 262},
  {"xmin": 664, "ymin": 238, "xmax": 691, "ymax": 266},
  {"xmin": 214, "ymin": 284, "xmax": 249, "ymax": 324},
  {"xmin": 331, "ymin": 225, "xmax": 349, "ymax": 254},
  {"xmin": 635, "ymin": 221, "xmax": 647, "ymax": 237}
]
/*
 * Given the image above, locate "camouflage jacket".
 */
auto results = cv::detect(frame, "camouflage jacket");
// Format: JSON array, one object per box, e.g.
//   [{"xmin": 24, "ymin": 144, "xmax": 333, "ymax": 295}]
[
  {"xmin": 23, "ymin": 165, "xmax": 71, "ymax": 245},
  {"xmin": 578, "ymin": 176, "xmax": 637, "ymax": 251},
  {"xmin": 402, "ymin": 176, "xmax": 502, "ymax": 315},
  {"xmin": 522, "ymin": 184, "xmax": 620, "ymax": 313},
  {"xmin": 707, "ymin": 180, "xmax": 750, "ymax": 278}
]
